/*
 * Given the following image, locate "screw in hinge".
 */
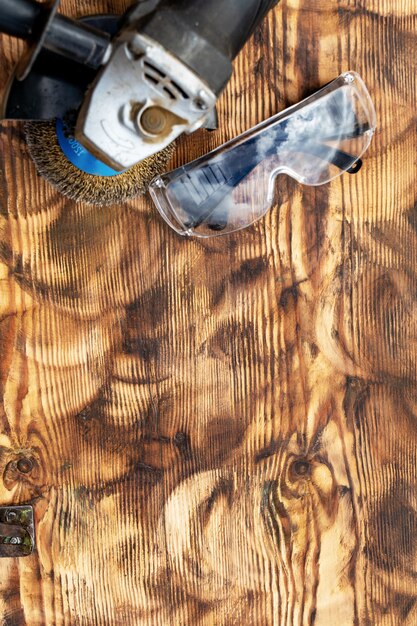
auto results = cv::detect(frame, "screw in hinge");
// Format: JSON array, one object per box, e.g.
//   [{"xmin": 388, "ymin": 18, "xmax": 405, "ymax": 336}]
[
  {"xmin": 9, "ymin": 537, "xmax": 22, "ymax": 545},
  {"xmin": 1, "ymin": 536, "xmax": 22, "ymax": 545},
  {"xmin": 5, "ymin": 510, "xmax": 19, "ymax": 523}
]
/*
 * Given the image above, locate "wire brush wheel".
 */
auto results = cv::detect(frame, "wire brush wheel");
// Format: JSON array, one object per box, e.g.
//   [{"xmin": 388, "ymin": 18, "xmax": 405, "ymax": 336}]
[{"xmin": 24, "ymin": 121, "xmax": 175, "ymax": 206}]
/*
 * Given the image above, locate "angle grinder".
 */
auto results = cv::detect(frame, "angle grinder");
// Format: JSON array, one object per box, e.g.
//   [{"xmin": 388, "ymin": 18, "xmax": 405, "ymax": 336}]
[{"xmin": 0, "ymin": 0, "xmax": 278, "ymax": 203}]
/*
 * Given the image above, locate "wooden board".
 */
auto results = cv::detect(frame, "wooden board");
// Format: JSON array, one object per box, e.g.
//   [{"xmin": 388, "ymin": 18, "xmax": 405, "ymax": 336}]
[{"xmin": 0, "ymin": 0, "xmax": 416, "ymax": 624}]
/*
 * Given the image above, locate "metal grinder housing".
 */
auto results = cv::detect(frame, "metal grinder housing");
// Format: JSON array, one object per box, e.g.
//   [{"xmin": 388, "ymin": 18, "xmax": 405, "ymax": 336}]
[{"xmin": 0, "ymin": 0, "xmax": 279, "ymax": 171}]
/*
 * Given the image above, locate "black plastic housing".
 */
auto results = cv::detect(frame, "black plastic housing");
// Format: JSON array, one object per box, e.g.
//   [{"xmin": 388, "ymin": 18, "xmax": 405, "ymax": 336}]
[{"xmin": 140, "ymin": 0, "xmax": 279, "ymax": 94}]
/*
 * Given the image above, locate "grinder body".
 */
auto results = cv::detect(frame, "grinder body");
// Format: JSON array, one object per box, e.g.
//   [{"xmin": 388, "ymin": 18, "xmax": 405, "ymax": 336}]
[{"xmin": 0, "ymin": 0, "xmax": 279, "ymax": 170}]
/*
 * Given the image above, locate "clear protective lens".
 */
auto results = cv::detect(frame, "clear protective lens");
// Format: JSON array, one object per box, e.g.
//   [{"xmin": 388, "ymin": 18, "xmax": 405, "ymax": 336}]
[{"xmin": 149, "ymin": 72, "xmax": 377, "ymax": 237}]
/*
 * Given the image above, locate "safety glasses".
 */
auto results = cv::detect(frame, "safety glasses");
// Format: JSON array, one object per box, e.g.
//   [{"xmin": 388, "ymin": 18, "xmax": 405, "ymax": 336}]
[{"xmin": 149, "ymin": 72, "xmax": 376, "ymax": 237}]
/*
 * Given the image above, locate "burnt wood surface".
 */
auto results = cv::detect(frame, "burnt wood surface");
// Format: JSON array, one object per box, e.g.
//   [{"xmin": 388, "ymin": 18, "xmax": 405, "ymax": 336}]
[{"xmin": 0, "ymin": 0, "xmax": 417, "ymax": 624}]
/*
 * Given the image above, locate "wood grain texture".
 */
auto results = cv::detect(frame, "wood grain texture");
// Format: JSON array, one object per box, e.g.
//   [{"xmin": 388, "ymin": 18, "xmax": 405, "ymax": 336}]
[{"xmin": 0, "ymin": 0, "xmax": 416, "ymax": 624}]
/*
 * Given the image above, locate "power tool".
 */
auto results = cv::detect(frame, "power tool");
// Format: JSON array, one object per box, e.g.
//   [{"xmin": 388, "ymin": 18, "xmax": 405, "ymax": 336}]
[{"xmin": 0, "ymin": 0, "xmax": 279, "ymax": 181}]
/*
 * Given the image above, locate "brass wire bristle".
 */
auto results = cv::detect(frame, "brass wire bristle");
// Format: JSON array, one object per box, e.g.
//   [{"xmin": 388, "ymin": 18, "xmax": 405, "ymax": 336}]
[{"xmin": 24, "ymin": 121, "xmax": 175, "ymax": 206}]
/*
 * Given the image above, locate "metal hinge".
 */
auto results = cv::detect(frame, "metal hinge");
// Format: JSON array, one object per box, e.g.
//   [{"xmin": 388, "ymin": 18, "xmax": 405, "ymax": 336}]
[{"xmin": 0, "ymin": 506, "xmax": 35, "ymax": 558}]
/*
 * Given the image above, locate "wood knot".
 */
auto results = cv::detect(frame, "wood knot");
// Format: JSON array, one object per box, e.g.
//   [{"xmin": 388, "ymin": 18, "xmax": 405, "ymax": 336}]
[
  {"xmin": 283, "ymin": 455, "xmax": 338, "ymax": 513},
  {"xmin": 16, "ymin": 457, "xmax": 34, "ymax": 474},
  {"xmin": 290, "ymin": 458, "xmax": 311, "ymax": 478},
  {"xmin": 3, "ymin": 455, "xmax": 40, "ymax": 492},
  {"xmin": 281, "ymin": 457, "xmax": 313, "ymax": 499},
  {"xmin": 173, "ymin": 432, "xmax": 192, "ymax": 460}
]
